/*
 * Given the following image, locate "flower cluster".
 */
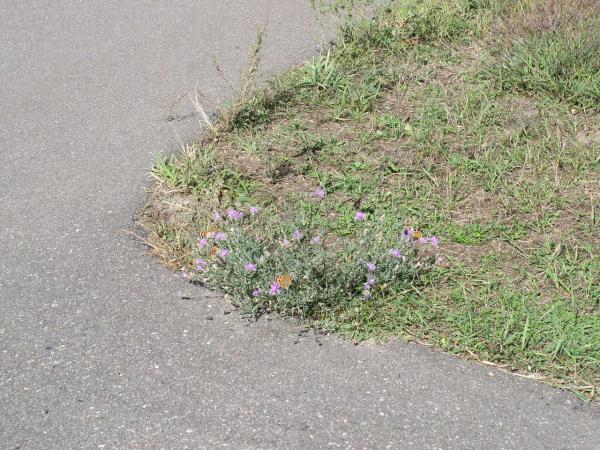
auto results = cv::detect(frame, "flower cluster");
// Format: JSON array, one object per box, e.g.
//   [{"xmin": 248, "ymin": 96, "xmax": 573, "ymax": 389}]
[
  {"xmin": 356, "ymin": 227, "xmax": 442, "ymax": 300},
  {"xmin": 313, "ymin": 187, "xmax": 326, "ymax": 200},
  {"xmin": 389, "ymin": 248, "xmax": 402, "ymax": 258},
  {"xmin": 402, "ymin": 227, "xmax": 440, "ymax": 248},
  {"xmin": 194, "ymin": 258, "xmax": 207, "ymax": 272},
  {"xmin": 194, "ymin": 207, "xmax": 262, "ymax": 263},
  {"xmin": 363, "ymin": 275, "xmax": 376, "ymax": 299},
  {"xmin": 227, "ymin": 208, "xmax": 244, "ymax": 221},
  {"xmin": 269, "ymin": 282, "xmax": 282, "ymax": 296},
  {"xmin": 355, "ymin": 211, "xmax": 367, "ymax": 221},
  {"xmin": 185, "ymin": 202, "xmax": 441, "ymax": 319}
]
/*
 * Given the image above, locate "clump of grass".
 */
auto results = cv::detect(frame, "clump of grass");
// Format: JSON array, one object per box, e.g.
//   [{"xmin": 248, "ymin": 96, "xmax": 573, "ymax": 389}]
[
  {"xmin": 488, "ymin": 0, "xmax": 600, "ymax": 110},
  {"xmin": 142, "ymin": 0, "xmax": 600, "ymax": 401}
]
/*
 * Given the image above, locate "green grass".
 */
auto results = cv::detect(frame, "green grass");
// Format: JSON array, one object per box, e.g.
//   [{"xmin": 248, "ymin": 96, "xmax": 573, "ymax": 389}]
[
  {"xmin": 488, "ymin": 0, "xmax": 600, "ymax": 110},
  {"xmin": 141, "ymin": 0, "xmax": 600, "ymax": 401}
]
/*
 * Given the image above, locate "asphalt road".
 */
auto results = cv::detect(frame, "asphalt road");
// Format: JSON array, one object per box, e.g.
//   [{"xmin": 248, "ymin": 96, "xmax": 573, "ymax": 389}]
[{"xmin": 1, "ymin": 1, "xmax": 599, "ymax": 448}]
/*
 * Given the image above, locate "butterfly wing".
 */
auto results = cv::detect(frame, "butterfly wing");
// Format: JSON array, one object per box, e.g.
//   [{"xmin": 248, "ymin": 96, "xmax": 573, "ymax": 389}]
[{"xmin": 276, "ymin": 274, "xmax": 292, "ymax": 289}]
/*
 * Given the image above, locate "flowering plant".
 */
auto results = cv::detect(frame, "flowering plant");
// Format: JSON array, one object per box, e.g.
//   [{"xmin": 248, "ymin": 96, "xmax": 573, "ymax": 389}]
[{"xmin": 186, "ymin": 199, "xmax": 440, "ymax": 319}]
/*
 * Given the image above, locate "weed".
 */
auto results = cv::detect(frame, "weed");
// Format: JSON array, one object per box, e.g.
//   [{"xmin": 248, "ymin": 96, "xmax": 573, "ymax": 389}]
[
  {"xmin": 298, "ymin": 51, "xmax": 348, "ymax": 92},
  {"xmin": 191, "ymin": 206, "xmax": 435, "ymax": 318}
]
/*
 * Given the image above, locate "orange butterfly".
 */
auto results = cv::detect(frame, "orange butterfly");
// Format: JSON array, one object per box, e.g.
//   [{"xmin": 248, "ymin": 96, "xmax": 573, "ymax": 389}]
[
  {"xmin": 200, "ymin": 225, "xmax": 219, "ymax": 238},
  {"xmin": 275, "ymin": 274, "xmax": 293, "ymax": 289},
  {"xmin": 209, "ymin": 244, "xmax": 220, "ymax": 258},
  {"xmin": 413, "ymin": 229, "xmax": 423, "ymax": 240}
]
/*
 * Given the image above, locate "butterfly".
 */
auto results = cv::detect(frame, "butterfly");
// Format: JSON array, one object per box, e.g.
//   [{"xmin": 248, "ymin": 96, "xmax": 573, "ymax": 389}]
[
  {"xmin": 209, "ymin": 244, "xmax": 220, "ymax": 258},
  {"xmin": 275, "ymin": 274, "xmax": 293, "ymax": 289},
  {"xmin": 200, "ymin": 225, "xmax": 219, "ymax": 238},
  {"xmin": 413, "ymin": 229, "xmax": 423, "ymax": 240}
]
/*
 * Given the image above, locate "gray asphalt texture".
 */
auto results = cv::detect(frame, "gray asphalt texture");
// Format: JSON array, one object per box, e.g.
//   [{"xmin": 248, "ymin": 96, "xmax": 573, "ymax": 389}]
[{"xmin": 1, "ymin": 1, "xmax": 599, "ymax": 448}]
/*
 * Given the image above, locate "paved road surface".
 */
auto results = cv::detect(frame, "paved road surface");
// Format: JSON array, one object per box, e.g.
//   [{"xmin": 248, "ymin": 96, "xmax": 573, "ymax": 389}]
[{"xmin": 1, "ymin": 1, "xmax": 599, "ymax": 448}]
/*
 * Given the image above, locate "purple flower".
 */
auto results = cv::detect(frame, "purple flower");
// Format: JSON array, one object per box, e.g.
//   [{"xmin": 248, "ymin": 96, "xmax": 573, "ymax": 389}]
[
  {"xmin": 402, "ymin": 227, "xmax": 414, "ymax": 242},
  {"xmin": 430, "ymin": 236, "xmax": 440, "ymax": 248},
  {"xmin": 313, "ymin": 187, "xmax": 326, "ymax": 199},
  {"xmin": 244, "ymin": 262, "xmax": 257, "ymax": 272},
  {"xmin": 363, "ymin": 277, "xmax": 376, "ymax": 293},
  {"xmin": 355, "ymin": 211, "xmax": 367, "ymax": 221},
  {"xmin": 198, "ymin": 238, "xmax": 208, "ymax": 248},
  {"xmin": 269, "ymin": 283, "xmax": 282, "ymax": 296},
  {"xmin": 367, "ymin": 261, "xmax": 376, "ymax": 272},
  {"xmin": 213, "ymin": 211, "xmax": 222, "ymax": 222},
  {"xmin": 417, "ymin": 237, "xmax": 427, "ymax": 245},
  {"xmin": 292, "ymin": 229, "xmax": 304, "ymax": 241},
  {"xmin": 249, "ymin": 206, "xmax": 261, "ymax": 215},
  {"xmin": 251, "ymin": 288, "xmax": 262, "ymax": 297},
  {"xmin": 218, "ymin": 249, "xmax": 230, "ymax": 258},
  {"xmin": 214, "ymin": 232, "xmax": 227, "ymax": 241},
  {"xmin": 389, "ymin": 248, "xmax": 402, "ymax": 258},
  {"xmin": 281, "ymin": 239, "xmax": 291, "ymax": 248},
  {"xmin": 310, "ymin": 235, "xmax": 321, "ymax": 244},
  {"xmin": 227, "ymin": 208, "xmax": 244, "ymax": 221},
  {"xmin": 194, "ymin": 258, "xmax": 207, "ymax": 272}
]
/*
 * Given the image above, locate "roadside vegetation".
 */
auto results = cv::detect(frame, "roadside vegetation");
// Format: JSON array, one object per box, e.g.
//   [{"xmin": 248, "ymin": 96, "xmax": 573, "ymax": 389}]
[{"xmin": 141, "ymin": 0, "xmax": 600, "ymax": 400}]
